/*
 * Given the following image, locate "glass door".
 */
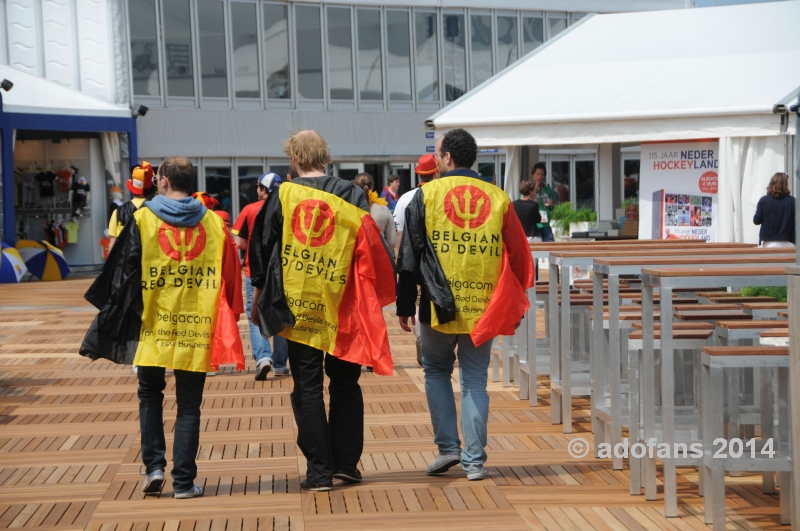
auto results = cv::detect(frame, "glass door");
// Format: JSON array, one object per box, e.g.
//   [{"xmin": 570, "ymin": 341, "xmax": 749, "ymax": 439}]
[
  {"xmin": 549, "ymin": 158, "xmax": 571, "ymax": 205},
  {"xmin": 238, "ymin": 164, "xmax": 264, "ymax": 214},
  {"xmin": 574, "ymin": 156, "xmax": 596, "ymax": 211},
  {"xmin": 205, "ymin": 165, "xmax": 232, "ymax": 217}
]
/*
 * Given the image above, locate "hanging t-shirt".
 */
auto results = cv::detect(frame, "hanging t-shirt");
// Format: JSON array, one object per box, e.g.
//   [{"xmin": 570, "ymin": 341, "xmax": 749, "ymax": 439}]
[
  {"xmin": 71, "ymin": 178, "xmax": 90, "ymax": 209},
  {"xmin": 65, "ymin": 220, "xmax": 80, "ymax": 243},
  {"xmin": 57, "ymin": 168, "xmax": 74, "ymax": 192},
  {"xmin": 36, "ymin": 171, "xmax": 56, "ymax": 197}
]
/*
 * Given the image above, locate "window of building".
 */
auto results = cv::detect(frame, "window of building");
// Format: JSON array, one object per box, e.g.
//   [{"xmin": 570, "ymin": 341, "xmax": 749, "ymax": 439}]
[
  {"xmin": 470, "ymin": 14, "xmax": 492, "ymax": 88},
  {"xmin": 550, "ymin": 159, "xmax": 571, "ymax": 205},
  {"xmin": 522, "ymin": 15, "xmax": 544, "ymax": 55},
  {"xmin": 414, "ymin": 11, "xmax": 438, "ymax": 102},
  {"xmin": 442, "ymin": 12, "xmax": 466, "ymax": 102},
  {"xmin": 548, "ymin": 14, "xmax": 568, "ymax": 39},
  {"xmin": 385, "ymin": 9, "xmax": 412, "ymax": 102},
  {"xmin": 162, "ymin": 0, "xmax": 194, "ymax": 98},
  {"xmin": 357, "ymin": 8, "xmax": 384, "ymax": 102},
  {"xmin": 295, "ymin": 5, "xmax": 324, "ymax": 100},
  {"xmin": 197, "ymin": 0, "xmax": 228, "ymax": 98},
  {"xmin": 496, "ymin": 14, "xmax": 518, "ymax": 71},
  {"xmin": 238, "ymin": 165, "xmax": 264, "ymax": 209},
  {"xmin": 575, "ymin": 158, "xmax": 595, "ymax": 211},
  {"xmin": 263, "ymin": 3, "xmax": 291, "ymax": 99},
  {"xmin": 327, "ymin": 7, "xmax": 355, "ymax": 101},
  {"xmin": 270, "ymin": 164, "xmax": 291, "ymax": 181},
  {"xmin": 129, "ymin": 0, "xmax": 160, "ymax": 96},
  {"xmin": 623, "ymin": 158, "xmax": 641, "ymax": 201},
  {"xmin": 231, "ymin": 1, "xmax": 259, "ymax": 99},
  {"xmin": 205, "ymin": 166, "xmax": 233, "ymax": 217}
]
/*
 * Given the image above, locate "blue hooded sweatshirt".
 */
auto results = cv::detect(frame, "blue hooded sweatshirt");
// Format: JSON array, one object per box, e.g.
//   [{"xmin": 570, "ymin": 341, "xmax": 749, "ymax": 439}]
[{"xmin": 145, "ymin": 195, "xmax": 206, "ymax": 227}]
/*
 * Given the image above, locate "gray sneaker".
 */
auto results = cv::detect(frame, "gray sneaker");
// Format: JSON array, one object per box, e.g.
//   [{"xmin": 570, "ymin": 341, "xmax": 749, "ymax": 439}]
[
  {"xmin": 141, "ymin": 469, "xmax": 164, "ymax": 493},
  {"xmin": 466, "ymin": 467, "xmax": 489, "ymax": 481},
  {"xmin": 174, "ymin": 484, "xmax": 204, "ymax": 499},
  {"xmin": 426, "ymin": 453, "xmax": 461, "ymax": 475}
]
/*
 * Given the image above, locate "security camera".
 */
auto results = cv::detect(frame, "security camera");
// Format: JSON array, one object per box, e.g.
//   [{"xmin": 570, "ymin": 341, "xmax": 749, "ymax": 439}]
[
  {"xmin": 132, "ymin": 104, "xmax": 149, "ymax": 118},
  {"xmin": 0, "ymin": 79, "xmax": 13, "ymax": 91}
]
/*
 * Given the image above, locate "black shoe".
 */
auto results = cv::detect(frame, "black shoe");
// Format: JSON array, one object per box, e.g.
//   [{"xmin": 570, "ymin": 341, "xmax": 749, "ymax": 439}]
[
  {"xmin": 300, "ymin": 479, "xmax": 333, "ymax": 492},
  {"xmin": 255, "ymin": 362, "xmax": 272, "ymax": 381},
  {"xmin": 333, "ymin": 468, "xmax": 362, "ymax": 483}
]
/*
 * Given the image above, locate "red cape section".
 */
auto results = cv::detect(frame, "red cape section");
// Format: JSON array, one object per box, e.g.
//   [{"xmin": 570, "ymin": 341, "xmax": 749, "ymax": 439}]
[
  {"xmin": 471, "ymin": 206, "xmax": 535, "ymax": 346},
  {"xmin": 333, "ymin": 215, "xmax": 396, "ymax": 375},
  {"xmin": 211, "ymin": 232, "xmax": 245, "ymax": 370}
]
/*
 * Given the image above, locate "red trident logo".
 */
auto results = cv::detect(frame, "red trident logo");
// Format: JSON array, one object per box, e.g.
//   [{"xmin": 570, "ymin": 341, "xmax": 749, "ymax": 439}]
[
  {"xmin": 444, "ymin": 185, "xmax": 491, "ymax": 229},
  {"xmin": 291, "ymin": 199, "xmax": 335, "ymax": 247},
  {"xmin": 158, "ymin": 222, "xmax": 207, "ymax": 261}
]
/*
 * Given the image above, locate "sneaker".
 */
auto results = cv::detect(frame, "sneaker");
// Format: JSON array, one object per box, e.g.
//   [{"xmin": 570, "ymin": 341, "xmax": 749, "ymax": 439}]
[
  {"xmin": 466, "ymin": 467, "xmax": 489, "ymax": 481},
  {"xmin": 426, "ymin": 453, "xmax": 461, "ymax": 475},
  {"xmin": 141, "ymin": 469, "xmax": 164, "ymax": 493},
  {"xmin": 332, "ymin": 468, "xmax": 362, "ymax": 483},
  {"xmin": 272, "ymin": 367, "xmax": 291, "ymax": 377},
  {"xmin": 174, "ymin": 484, "xmax": 204, "ymax": 499},
  {"xmin": 415, "ymin": 338, "xmax": 422, "ymax": 367},
  {"xmin": 300, "ymin": 479, "xmax": 333, "ymax": 492},
  {"xmin": 131, "ymin": 365, "xmax": 139, "ymax": 376},
  {"xmin": 255, "ymin": 360, "xmax": 272, "ymax": 381}
]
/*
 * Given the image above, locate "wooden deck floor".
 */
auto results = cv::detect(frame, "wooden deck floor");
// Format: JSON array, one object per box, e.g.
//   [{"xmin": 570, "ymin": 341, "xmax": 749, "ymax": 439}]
[{"xmin": 0, "ymin": 277, "xmax": 788, "ymax": 531}]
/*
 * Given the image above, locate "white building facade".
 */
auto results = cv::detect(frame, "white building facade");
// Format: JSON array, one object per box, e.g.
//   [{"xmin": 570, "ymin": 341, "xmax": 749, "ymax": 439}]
[{"xmin": 1, "ymin": 0, "xmax": 691, "ymax": 221}]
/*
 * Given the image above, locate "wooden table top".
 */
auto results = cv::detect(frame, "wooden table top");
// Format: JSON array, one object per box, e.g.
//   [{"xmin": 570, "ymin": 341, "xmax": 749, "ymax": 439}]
[
  {"xmin": 641, "ymin": 266, "xmax": 788, "ymax": 277},
  {"xmin": 674, "ymin": 311, "xmax": 752, "ymax": 321},
  {"xmin": 716, "ymin": 320, "xmax": 789, "ymax": 329},
  {"xmin": 702, "ymin": 346, "xmax": 789, "ymax": 356},
  {"xmin": 550, "ymin": 245, "xmax": 765, "ymax": 259},
  {"xmin": 761, "ymin": 329, "xmax": 789, "ymax": 338},
  {"xmin": 593, "ymin": 254, "xmax": 794, "ymax": 266},
  {"xmin": 742, "ymin": 302, "xmax": 789, "ymax": 310}
]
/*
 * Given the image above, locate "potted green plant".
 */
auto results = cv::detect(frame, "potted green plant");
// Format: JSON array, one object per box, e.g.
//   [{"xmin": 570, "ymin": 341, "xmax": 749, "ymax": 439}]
[{"xmin": 550, "ymin": 202, "xmax": 598, "ymax": 240}]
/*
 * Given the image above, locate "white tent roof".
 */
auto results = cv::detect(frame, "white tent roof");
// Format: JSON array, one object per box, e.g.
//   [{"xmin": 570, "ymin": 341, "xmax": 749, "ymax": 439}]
[
  {"xmin": 429, "ymin": 1, "xmax": 800, "ymax": 146},
  {"xmin": 0, "ymin": 64, "xmax": 130, "ymax": 118}
]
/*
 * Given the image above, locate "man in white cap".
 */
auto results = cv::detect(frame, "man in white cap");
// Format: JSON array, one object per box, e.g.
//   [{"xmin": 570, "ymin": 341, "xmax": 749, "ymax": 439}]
[{"xmin": 232, "ymin": 173, "xmax": 289, "ymax": 380}]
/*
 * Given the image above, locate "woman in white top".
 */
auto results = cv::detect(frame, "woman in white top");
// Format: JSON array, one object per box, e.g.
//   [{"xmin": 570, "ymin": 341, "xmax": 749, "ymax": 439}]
[{"xmin": 353, "ymin": 173, "xmax": 397, "ymax": 260}]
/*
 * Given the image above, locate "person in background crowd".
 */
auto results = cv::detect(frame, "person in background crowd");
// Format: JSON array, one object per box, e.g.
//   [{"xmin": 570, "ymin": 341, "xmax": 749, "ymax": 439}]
[
  {"xmin": 249, "ymin": 130, "xmax": 395, "ymax": 492},
  {"xmin": 396, "ymin": 129, "xmax": 534, "ymax": 481},
  {"xmin": 108, "ymin": 186, "xmax": 123, "ymax": 223},
  {"xmin": 354, "ymin": 172, "xmax": 397, "ymax": 260},
  {"xmin": 754, "ymin": 171, "xmax": 795, "ymax": 247},
  {"xmin": 108, "ymin": 162, "xmax": 154, "ymax": 248},
  {"xmin": 624, "ymin": 169, "xmax": 639, "ymax": 199},
  {"xmin": 512, "ymin": 180, "xmax": 542, "ymax": 242},
  {"xmin": 380, "ymin": 174, "xmax": 400, "ymax": 212},
  {"xmin": 393, "ymin": 153, "xmax": 438, "ymax": 367},
  {"xmin": 80, "ymin": 157, "xmax": 244, "ymax": 499},
  {"xmin": 232, "ymin": 173, "xmax": 290, "ymax": 380},
  {"xmin": 394, "ymin": 154, "xmax": 438, "ymax": 245},
  {"xmin": 531, "ymin": 162, "xmax": 556, "ymax": 242}
]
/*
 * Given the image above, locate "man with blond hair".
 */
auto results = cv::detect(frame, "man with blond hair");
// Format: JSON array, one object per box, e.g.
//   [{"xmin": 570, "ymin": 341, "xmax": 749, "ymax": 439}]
[{"xmin": 250, "ymin": 131, "xmax": 395, "ymax": 491}]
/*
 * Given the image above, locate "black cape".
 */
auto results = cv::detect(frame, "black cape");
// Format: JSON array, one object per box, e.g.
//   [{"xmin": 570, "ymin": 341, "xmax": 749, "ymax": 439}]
[{"xmin": 79, "ymin": 219, "xmax": 144, "ymax": 364}]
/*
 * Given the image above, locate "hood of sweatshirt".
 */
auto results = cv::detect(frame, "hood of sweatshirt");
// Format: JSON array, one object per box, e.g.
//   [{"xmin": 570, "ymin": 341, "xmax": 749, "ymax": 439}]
[{"xmin": 145, "ymin": 195, "xmax": 207, "ymax": 227}]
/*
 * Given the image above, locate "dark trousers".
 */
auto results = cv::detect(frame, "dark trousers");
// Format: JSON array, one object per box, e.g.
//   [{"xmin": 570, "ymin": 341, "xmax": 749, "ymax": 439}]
[
  {"xmin": 138, "ymin": 366, "xmax": 206, "ymax": 492},
  {"xmin": 287, "ymin": 340, "xmax": 363, "ymax": 483}
]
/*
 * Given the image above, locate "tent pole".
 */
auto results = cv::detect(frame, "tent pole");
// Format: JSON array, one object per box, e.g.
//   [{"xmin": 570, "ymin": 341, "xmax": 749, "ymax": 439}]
[{"xmin": 790, "ymin": 91, "xmax": 799, "ymax": 530}]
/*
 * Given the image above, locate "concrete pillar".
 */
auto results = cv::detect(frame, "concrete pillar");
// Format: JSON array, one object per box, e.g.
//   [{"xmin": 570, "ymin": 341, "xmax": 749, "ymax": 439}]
[{"xmin": 598, "ymin": 143, "xmax": 613, "ymax": 220}]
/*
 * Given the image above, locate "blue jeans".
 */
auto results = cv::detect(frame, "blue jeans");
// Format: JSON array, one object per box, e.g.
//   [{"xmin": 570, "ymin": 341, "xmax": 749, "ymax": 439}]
[
  {"xmin": 138, "ymin": 366, "xmax": 206, "ymax": 492},
  {"xmin": 420, "ymin": 324, "xmax": 492, "ymax": 472},
  {"xmin": 539, "ymin": 224, "xmax": 555, "ymax": 242},
  {"xmin": 245, "ymin": 276, "xmax": 288, "ymax": 370}
]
